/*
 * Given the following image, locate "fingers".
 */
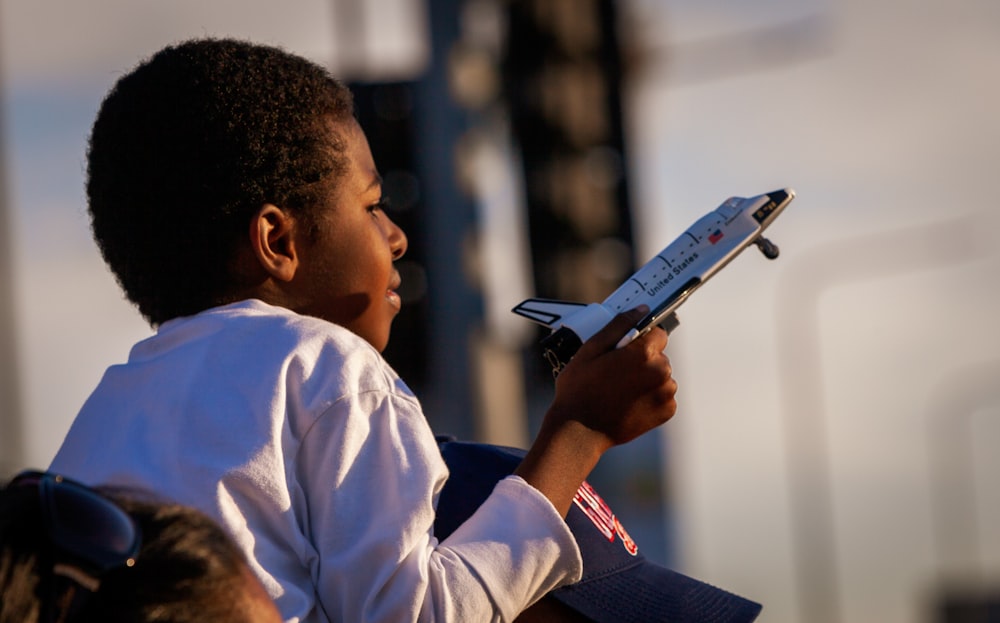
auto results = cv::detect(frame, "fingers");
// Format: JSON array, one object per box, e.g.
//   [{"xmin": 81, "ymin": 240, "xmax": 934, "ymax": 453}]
[
  {"xmin": 575, "ymin": 305, "xmax": 649, "ymax": 359},
  {"xmin": 630, "ymin": 330, "xmax": 674, "ymax": 397},
  {"xmin": 633, "ymin": 323, "xmax": 668, "ymax": 357},
  {"xmin": 619, "ymin": 326, "xmax": 675, "ymax": 413}
]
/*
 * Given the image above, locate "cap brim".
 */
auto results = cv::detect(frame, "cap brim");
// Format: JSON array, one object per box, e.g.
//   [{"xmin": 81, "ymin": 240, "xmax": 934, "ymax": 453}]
[
  {"xmin": 435, "ymin": 438, "xmax": 762, "ymax": 623},
  {"xmin": 551, "ymin": 559, "xmax": 762, "ymax": 623}
]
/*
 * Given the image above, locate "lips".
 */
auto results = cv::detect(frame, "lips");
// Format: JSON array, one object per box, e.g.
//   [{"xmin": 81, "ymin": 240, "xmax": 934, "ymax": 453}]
[{"xmin": 386, "ymin": 272, "xmax": 402, "ymax": 310}]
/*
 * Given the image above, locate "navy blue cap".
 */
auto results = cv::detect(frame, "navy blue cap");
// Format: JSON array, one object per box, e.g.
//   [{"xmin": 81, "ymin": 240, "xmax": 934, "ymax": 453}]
[{"xmin": 435, "ymin": 438, "xmax": 762, "ymax": 623}]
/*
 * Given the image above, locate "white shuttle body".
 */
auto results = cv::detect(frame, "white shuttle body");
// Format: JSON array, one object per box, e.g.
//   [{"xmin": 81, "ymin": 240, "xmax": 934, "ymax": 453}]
[{"xmin": 512, "ymin": 188, "xmax": 795, "ymax": 373}]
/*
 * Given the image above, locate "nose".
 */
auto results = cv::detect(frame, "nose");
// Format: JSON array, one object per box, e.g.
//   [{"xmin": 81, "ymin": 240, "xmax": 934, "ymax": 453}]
[{"xmin": 387, "ymin": 213, "xmax": 408, "ymax": 260}]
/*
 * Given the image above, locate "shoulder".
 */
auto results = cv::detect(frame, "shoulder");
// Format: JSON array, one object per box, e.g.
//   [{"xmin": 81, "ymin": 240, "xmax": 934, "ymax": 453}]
[{"xmin": 182, "ymin": 300, "xmax": 415, "ymax": 399}]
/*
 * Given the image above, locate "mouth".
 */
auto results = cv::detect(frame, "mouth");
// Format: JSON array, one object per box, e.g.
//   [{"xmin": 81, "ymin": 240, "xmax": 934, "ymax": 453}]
[{"xmin": 386, "ymin": 272, "xmax": 402, "ymax": 310}]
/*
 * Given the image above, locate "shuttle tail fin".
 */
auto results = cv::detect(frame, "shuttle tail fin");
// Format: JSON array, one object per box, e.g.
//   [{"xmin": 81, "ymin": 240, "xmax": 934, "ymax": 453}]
[{"xmin": 511, "ymin": 299, "xmax": 587, "ymax": 329}]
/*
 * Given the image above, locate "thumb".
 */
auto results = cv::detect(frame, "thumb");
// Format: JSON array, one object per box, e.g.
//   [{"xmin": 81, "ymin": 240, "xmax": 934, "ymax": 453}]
[{"xmin": 574, "ymin": 305, "xmax": 649, "ymax": 359}]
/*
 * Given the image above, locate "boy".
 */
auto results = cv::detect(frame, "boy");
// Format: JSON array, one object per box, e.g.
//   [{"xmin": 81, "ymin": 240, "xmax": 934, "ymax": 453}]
[{"xmin": 50, "ymin": 38, "xmax": 677, "ymax": 622}]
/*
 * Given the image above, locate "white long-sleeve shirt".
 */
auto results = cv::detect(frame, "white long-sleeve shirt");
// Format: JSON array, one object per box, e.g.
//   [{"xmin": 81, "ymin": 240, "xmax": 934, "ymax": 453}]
[{"xmin": 50, "ymin": 299, "xmax": 582, "ymax": 622}]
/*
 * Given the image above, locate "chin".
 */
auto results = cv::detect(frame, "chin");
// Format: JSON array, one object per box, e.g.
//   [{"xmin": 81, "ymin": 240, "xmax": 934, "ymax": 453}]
[{"xmin": 363, "ymin": 327, "xmax": 391, "ymax": 353}]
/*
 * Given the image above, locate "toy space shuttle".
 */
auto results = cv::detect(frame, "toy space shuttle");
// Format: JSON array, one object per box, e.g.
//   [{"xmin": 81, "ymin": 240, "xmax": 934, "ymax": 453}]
[{"xmin": 512, "ymin": 188, "xmax": 795, "ymax": 374}]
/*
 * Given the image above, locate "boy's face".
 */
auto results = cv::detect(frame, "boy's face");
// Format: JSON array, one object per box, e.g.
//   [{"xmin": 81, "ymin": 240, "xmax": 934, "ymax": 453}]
[{"xmin": 293, "ymin": 118, "xmax": 408, "ymax": 351}]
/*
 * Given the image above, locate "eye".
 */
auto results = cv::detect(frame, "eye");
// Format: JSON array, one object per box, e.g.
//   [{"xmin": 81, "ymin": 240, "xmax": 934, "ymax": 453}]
[{"xmin": 368, "ymin": 196, "xmax": 391, "ymax": 215}]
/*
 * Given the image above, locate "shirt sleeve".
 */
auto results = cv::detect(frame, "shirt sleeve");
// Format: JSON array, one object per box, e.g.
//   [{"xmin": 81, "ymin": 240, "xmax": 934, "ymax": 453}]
[{"xmin": 295, "ymin": 386, "xmax": 582, "ymax": 623}]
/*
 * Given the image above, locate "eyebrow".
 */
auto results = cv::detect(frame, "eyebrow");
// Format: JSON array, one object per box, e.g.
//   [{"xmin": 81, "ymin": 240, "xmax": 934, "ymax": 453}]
[{"xmin": 365, "ymin": 173, "xmax": 383, "ymax": 193}]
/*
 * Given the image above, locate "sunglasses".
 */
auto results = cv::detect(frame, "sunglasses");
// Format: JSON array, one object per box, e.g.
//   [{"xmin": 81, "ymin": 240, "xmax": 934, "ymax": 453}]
[{"xmin": 7, "ymin": 470, "xmax": 142, "ymax": 623}]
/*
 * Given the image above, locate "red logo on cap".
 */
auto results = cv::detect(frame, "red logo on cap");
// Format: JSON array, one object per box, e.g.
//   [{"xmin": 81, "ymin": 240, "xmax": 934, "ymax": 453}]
[
  {"xmin": 614, "ymin": 516, "xmax": 638, "ymax": 556},
  {"xmin": 573, "ymin": 481, "xmax": 639, "ymax": 556}
]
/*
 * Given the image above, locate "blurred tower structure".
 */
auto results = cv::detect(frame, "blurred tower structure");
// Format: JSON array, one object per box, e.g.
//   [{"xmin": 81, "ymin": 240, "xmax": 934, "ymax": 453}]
[
  {"xmin": 500, "ymin": 0, "xmax": 672, "ymax": 563},
  {"xmin": 502, "ymin": 0, "xmax": 636, "ymax": 324}
]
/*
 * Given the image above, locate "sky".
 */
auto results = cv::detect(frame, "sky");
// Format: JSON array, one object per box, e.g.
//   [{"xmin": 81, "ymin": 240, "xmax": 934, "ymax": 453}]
[
  {"xmin": 627, "ymin": 1, "xmax": 1000, "ymax": 621},
  {"xmin": 2, "ymin": 1, "xmax": 999, "ymax": 622}
]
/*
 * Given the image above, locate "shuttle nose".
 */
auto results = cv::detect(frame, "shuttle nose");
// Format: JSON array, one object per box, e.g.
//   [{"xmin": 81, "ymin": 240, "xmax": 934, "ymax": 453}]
[{"xmin": 767, "ymin": 189, "xmax": 793, "ymax": 205}]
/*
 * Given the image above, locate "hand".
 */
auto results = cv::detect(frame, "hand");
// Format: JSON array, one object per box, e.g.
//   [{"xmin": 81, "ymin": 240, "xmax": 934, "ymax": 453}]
[{"xmin": 549, "ymin": 306, "xmax": 678, "ymax": 449}]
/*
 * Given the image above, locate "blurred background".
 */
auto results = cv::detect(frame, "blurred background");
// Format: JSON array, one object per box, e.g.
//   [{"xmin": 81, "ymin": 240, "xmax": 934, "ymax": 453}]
[{"xmin": 1, "ymin": 0, "xmax": 998, "ymax": 621}]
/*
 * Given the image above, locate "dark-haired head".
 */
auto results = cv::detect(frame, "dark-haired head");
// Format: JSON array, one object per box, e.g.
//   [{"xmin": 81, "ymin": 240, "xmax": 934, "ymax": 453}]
[
  {"xmin": 0, "ymin": 476, "xmax": 281, "ymax": 623},
  {"xmin": 86, "ymin": 38, "xmax": 355, "ymax": 325}
]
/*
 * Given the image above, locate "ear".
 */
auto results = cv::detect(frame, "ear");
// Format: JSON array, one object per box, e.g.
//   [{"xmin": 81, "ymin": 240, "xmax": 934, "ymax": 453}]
[{"xmin": 249, "ymin": 204, "xmax": 300, "ymax": 282}]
